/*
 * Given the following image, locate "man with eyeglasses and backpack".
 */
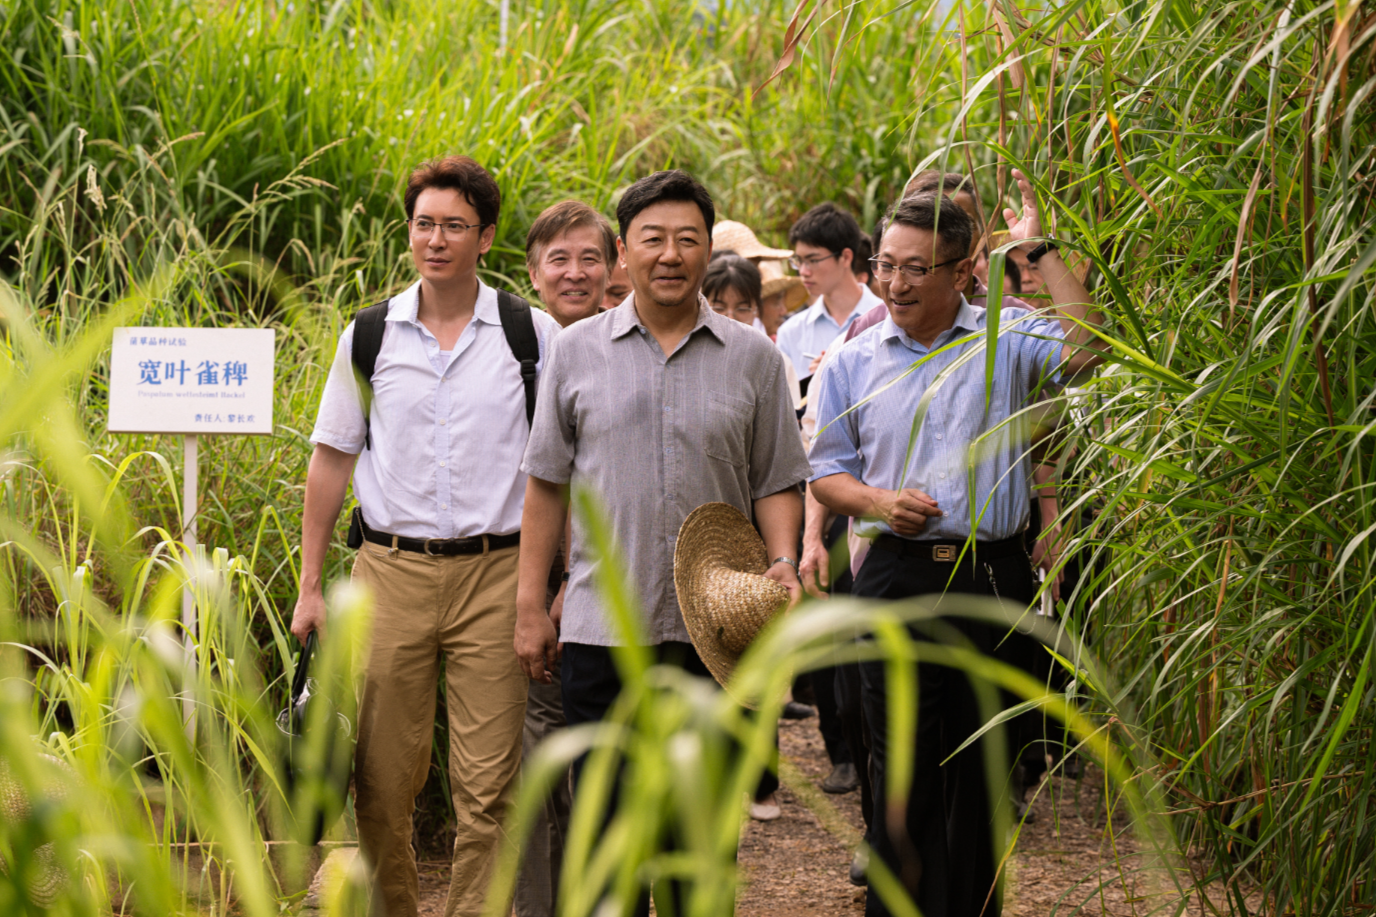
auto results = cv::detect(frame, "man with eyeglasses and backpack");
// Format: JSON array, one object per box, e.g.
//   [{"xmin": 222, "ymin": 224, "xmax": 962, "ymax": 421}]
[{"xmin": 291, "ymin": 155, "xmax": 559, "ymax": 917}]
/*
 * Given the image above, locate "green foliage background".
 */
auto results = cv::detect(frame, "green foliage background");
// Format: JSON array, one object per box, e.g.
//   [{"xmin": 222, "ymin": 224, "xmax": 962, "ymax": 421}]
[{"xmin": 2, "ymin": 0, "xmax": 1375, "ymax": 913}]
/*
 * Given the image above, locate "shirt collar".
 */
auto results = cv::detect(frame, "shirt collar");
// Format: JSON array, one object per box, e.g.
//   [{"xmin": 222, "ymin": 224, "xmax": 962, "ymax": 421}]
[
  {"xmin": 610, "ymin": 293, "xmax": 725, "ymax": 343},
  {"xmin": 386, "ymin": 279, "xmax": 498, "ymax": 325},
  {"xmin": 878, "ymin": 295, "xmax": 981, "ymax": 349},
  {"xmin": 951, "ymin": 295, "xmax": 981, "ymax": 332},
  {"xmin": 804, "ymin": 289, "xmax": 872, "ymax": 328}
]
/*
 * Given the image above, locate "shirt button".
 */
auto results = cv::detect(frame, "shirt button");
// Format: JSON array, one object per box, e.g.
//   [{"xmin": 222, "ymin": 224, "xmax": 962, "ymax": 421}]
[
  {"xmin": 439, "ymin": 419, "xmax": 447, "ymax": 425},
  {"xmin": 440, "ymin": 461, "xmax": 446, "ymax": 467},
  {"xmin": 441, "ymin": 504, "xmax": 448, "ymax": 510},
  {"xmin": 939, "ymin": 472, "xmax": 947, "ymax": 479},
  {"xmin": 935, "ymin": 433, "xmax": 943, "ymax": 440}
]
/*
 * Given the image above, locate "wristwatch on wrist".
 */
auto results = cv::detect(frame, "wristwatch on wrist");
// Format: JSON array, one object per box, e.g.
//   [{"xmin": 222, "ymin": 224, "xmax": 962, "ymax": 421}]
[
  {"xmin": 771, "ymin": 557, "xmax": 799, "ymax": 574},
  {"xmin": 1025, "ymin": 240, "xmax": 1059, "ymax": 264}
]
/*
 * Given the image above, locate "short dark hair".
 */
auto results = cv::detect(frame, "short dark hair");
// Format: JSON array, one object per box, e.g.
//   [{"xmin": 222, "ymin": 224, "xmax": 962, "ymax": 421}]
[
  {"xmin": 702, "ymin": 254, "xmax": 762, "ymax": 307},
  {"xmin": 886, "ymin": 193, "xmax": 974, "ymax": 264},
  {"xmin": 851, "ymin": 233, "xmax": 873, "ymax": 279},
  {"xmin": 525, "ymin": 200, "xmax": 617, "ymax": 272},
  {"xmin": 905, "ymin": 170, "xmax": 985, "ymax": 229},
  {"xmin": 615, "ymin": 170, "xmax": 715, "ymax": 240},
  {"xmin": 788, "ymin": 202, "xmax": 863, "ymax": 263},
  {"xmin": 1001, "ymin": 255, "xmax": 1022, "ymax": 294},
  {"xmin": 404, "ymin": 155, "xmax": 501, "ymax": 227}
]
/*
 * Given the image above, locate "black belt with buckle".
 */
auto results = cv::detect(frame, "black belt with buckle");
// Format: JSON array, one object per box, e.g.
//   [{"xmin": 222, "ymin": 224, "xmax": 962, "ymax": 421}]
[
  {"xmin": 360, "ymin": 515, "xmax": 519, "ymax": 556},
  {"xmin": 874, "ymin": 533, "xmax": 1025, "ymax": 563}
]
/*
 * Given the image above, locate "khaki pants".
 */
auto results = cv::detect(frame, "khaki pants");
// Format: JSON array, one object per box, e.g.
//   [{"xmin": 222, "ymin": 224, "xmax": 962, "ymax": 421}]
[{"xmin": 352, "ymin": 541, "xmax": 526, "ymax": 917}]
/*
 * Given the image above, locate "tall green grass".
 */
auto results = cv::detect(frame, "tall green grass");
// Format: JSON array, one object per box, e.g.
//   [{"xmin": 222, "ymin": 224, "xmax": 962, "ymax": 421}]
[
  {"xmin": 789, "ymin": 0, "xmax": 1375, "ymax": 912},
  {"xmin": 3, "ymin": 0, "xmax": 1374, "ymax": 912}
]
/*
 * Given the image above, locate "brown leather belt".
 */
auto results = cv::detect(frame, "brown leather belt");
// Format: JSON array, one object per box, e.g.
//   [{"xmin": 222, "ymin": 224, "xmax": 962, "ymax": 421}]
[
  {"xmin": 874, "ymin": 533, "xmax": 1025, "ymax": 563},
  {"xmin": 361, "ymin": 516, "xmax": 519, "ymax": 556}
]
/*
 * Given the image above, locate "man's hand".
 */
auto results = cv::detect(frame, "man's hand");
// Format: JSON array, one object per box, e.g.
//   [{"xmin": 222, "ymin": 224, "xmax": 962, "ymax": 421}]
[
  {"xmin": 291, "ymin": 587, "xmax": 327, "ymax": 643},
  {"xmin": 799, "ymin": 536, "xmax": 830, "ymax": 599},
  {"xmin": 515, "ymin": 601, "xmax": 559, "ymax": 685},
  {"xmin": 807, "ymin": 351, "xmax": 825, "ymax": 375},
  {"xmin": 1002, "ymin": 168, "xmax": 1043, "ymax": 250},
  {"xmin": 293, "ymin": 443, "xmax": 357, "ymax": 646},
  {"xmin": 766, "ymin": 560, "xmax": 804, "ymax": 611},
  {"xmin": 875, "ymin": 488, "xmax": 942, "ymax": 536},
  {"xmin": 548, "ymin": 582, "xmax": 566, "ymax": 634},
  {"xmin": 1032, "ymin": 525, "xmax": 1065, "ymax": 603}
]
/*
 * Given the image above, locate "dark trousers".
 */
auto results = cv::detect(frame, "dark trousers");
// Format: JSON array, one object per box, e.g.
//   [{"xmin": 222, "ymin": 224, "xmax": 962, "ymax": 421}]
[
  {"xmin": 815, "ymin": 516, "xmax": 861, "ymax": 772},
  {"xmin": 808, "ymin": 666, "xmax": 853, "ymax": 765},
  {"xmin": 561, "ymin": 641, "xmax": 774, "ymax": 917},
  {"xmin": 853, "ymin": 541, "xmax": 1036, "ymax": 917},
  {"xmin": 835, "ymin": 659, "xmax": 873, "ymax": 828}
]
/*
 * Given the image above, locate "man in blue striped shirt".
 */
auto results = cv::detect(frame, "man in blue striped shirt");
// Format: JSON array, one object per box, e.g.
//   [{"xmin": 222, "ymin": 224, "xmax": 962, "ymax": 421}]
[{"xmin": 809, "ymin": 171, "xmax": 1103, "ymax": 917}]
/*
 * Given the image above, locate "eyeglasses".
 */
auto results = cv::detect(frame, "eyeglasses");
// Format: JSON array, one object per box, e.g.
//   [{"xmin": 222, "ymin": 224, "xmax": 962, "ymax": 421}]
[
  {"xmin": 868, "ymin": 257, "xmax": 960, "ymax": 282},
  {"xmin": 709, "ymin": 299, "xmax": 759, "ymax": 319},
  {"xmin": 788, "ymin": 252, "xmax": 839, "ymax": 271},
  {"xmin": 409, "ymin": 218, "xmax": 488, "ymax": 239}
]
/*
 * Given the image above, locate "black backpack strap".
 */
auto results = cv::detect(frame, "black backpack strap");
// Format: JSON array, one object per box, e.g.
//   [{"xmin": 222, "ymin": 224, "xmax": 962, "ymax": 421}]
[
  {"xmin": 496, "ymin": 290, "xmax": 540, "ymax": 427},
  {"xmin": 350, "ymin": 300, "xmax": 390, "ymax": 450}
]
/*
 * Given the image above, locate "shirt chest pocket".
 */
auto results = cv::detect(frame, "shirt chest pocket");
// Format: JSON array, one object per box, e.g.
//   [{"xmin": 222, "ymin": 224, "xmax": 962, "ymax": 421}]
[{"xmin": 704, "ymin": 392, "xmax": 753, "ymax": 467}]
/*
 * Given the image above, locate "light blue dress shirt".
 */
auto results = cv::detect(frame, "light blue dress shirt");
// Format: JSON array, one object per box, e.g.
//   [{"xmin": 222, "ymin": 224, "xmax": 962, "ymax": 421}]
[
  {"xmin": 808, "ymin": 297, "xmax": 1064, "ymax": 542},
  {"xmin": 775, "ymin": 285, "xmax": 883, "ymax": 379}
]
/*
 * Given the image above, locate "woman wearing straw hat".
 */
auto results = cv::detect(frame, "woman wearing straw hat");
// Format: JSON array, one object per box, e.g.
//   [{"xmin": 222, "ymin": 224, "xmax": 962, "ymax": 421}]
[
  {"xmin": 703, "ymin": 253, "xmax": 804, "ymax": 422},
  {"xmin": 710, "ymin": 219, "xmax": 808, "ymax": 339}
]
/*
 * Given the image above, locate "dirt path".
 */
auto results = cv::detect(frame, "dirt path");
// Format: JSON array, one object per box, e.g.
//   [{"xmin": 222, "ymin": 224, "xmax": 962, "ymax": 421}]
[{"xmin": 412, "ymin": 715, "xmax": 1211, "ymax": 916}]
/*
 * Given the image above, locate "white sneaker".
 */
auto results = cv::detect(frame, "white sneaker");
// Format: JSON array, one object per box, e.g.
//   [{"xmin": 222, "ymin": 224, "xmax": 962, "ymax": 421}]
[{"xmin": 749, "ymin": 794, "xmax": 782, "ymax": 821}]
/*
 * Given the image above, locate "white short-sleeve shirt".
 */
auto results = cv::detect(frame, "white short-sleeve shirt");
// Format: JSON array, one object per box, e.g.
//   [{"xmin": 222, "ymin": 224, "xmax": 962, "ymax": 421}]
[{"xmin": 311, "ymin": 279, "xmax": 559, "ymax": 538}]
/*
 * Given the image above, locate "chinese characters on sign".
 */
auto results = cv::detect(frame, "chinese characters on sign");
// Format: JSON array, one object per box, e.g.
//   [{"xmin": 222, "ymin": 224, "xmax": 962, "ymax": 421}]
[
  {"xmin": 137, "ymin": 359, "xmax": 249, "ymax": 387},
  {"xmin": 108, "ymin": 327, "xmax": 275, "ymax": 435}
]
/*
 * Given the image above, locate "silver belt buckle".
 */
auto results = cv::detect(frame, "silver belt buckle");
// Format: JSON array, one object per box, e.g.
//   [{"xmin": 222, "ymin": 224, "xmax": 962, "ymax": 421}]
[
  {"xmin": 424, "ymin": 538, "xmax": 443, "ymax": 556},
  {"xmin": 931, "ymin": 544, "xmax": 956, "ymax": 562}
]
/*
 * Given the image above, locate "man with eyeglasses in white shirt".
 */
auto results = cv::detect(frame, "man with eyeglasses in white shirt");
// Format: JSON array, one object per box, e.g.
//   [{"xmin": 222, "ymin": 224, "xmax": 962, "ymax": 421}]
[
  {"xmin": 774, "ymin": 202, "xmax": 884, "ymax": 392},
  {"xmin": 294, "ymin": 155, "xmax": 559, "ymax": 917}
]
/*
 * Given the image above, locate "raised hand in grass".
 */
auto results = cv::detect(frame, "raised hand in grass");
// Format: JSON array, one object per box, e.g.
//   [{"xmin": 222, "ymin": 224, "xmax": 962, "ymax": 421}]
[{"xmin": 1002, "ymin": 168, "xmax": 1044, "ymax": 250}]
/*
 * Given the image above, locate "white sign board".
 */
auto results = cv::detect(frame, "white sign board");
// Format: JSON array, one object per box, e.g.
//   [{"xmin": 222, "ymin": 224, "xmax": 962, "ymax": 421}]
[{"xmin": 108, "ymin": 327, "xmax": 275, "ymax": 434}]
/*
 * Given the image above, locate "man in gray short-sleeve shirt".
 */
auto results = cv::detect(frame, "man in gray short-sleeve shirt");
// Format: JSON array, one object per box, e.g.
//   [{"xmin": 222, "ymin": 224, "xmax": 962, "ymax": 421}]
[
  {"xmin": 517, "ymin": 171, "xmax": 811, "ymax": 656},
  {"xmin": 514, "ymin": 169, "xmax": 810, "ymax": 916},
  {"xmin": 517, "ymin": 291, "xmax": 810, "ymax": 646}
]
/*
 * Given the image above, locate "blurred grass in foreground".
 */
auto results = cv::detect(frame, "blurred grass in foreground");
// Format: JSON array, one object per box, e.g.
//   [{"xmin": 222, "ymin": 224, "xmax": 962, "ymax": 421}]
[{"xmin": 3, "ymin": 0, "xmax": 1376, "ymax": 912}]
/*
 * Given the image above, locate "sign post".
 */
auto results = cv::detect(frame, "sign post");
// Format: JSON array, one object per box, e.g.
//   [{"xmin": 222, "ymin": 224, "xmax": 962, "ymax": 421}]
[
  {"xmin": 108, "ymin": 327, "xmax": 276, "ymax": 737},
  {"xmin": 182, "ymin": 433, "xmax": 198, "ymax": 734}
]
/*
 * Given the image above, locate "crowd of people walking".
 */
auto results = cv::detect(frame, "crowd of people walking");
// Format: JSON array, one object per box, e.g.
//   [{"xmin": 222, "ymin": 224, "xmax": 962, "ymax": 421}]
[{"xmin": 290, "ymin": 153, "xmax": 1103, "ymax": 917}]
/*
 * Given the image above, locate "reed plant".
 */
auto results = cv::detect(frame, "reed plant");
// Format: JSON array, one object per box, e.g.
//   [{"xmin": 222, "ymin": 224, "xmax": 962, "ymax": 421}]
[
  {"xmin": 781, "ymin": 0, "xmax": 1375, "ymax": 912},
  {"xmin": 2, "ymin": 0, "xmax": 1374, "ymax": 913}
]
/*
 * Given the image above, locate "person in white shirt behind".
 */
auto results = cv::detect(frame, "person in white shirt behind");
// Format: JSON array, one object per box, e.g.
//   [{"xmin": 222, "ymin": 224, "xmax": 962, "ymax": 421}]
[
  {"xmin": 774, "ymin": 203, "xmax": 883, "ymax": 393},
  {"xmin": 292, "ymin": 155, "xmax": 559, "ymax": 917}
]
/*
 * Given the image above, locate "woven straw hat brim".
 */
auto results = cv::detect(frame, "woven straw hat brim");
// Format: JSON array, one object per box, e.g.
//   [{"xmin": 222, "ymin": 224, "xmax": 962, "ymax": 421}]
[
  {"xmin": 713, "ymin": 220, "xmax": 795, "ymax": 261},
  {"xmin": 674, "ymin": 503, "xmax": 789, "ymax": 702},
  {"xmin": 763, "ymin": 276, "xmax": 809, "ymax": 312},
  {"xmin": 0, "ymin": 755, "xmax": 70, "ymax": 906},
  {"xmin": 758, "ymin": 259, "xmax": 809, "ymax": 312}
]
